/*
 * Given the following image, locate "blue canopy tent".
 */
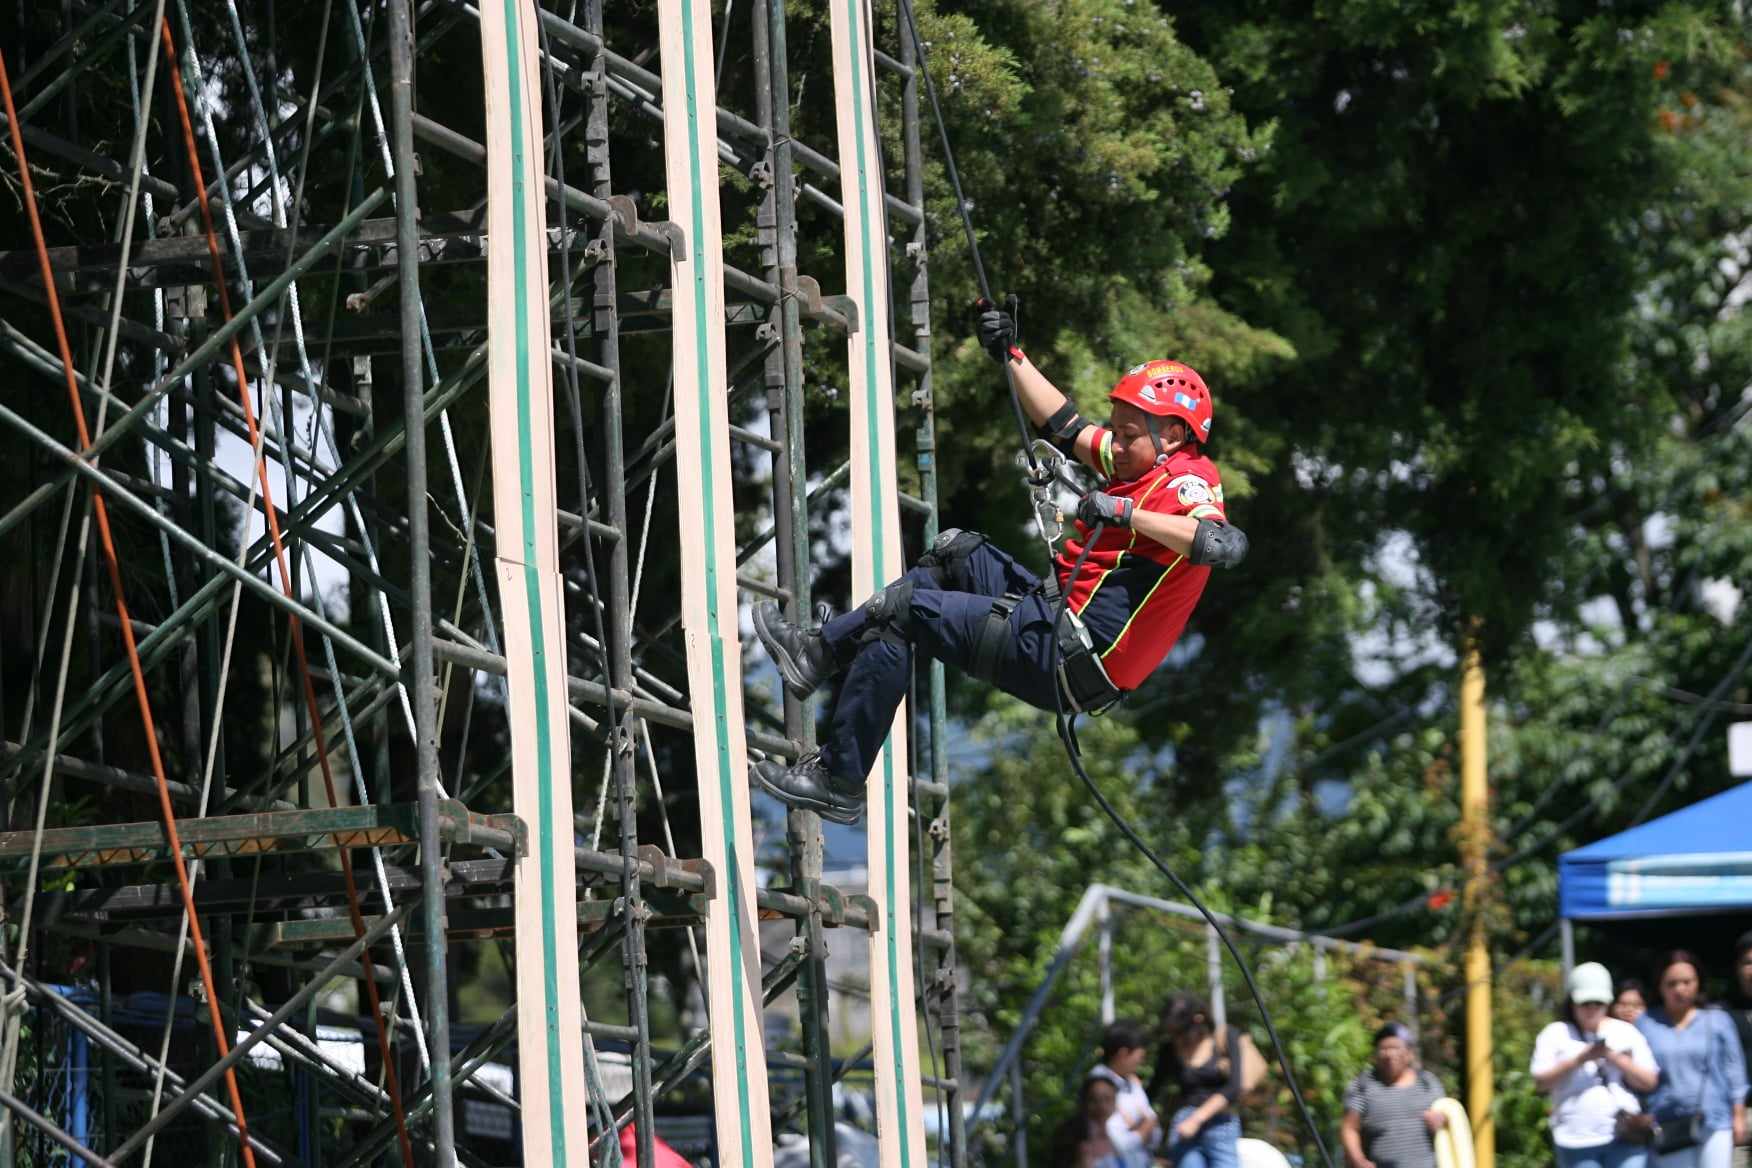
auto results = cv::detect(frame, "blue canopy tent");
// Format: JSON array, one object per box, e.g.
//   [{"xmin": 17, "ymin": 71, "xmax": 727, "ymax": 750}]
[{"xmin": 1558, "ymin": 782, "xmax": 1752, "ymax": 973}]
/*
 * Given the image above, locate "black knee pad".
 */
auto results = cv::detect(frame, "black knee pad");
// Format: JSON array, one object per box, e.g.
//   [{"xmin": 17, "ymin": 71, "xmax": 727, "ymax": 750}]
[
  {"xmin": 915, "ymin": 527, "xmax": 987, "ymax": 591},
  {"xmin": 860, "ymin": 579, "xmax": 916, "ymax": 638}
]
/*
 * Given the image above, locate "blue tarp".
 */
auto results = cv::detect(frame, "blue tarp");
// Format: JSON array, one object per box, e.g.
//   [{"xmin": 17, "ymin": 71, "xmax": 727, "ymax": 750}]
[{"xmin": 1559, "ymin": 783, "xmax": 1752, "ymax": 920}]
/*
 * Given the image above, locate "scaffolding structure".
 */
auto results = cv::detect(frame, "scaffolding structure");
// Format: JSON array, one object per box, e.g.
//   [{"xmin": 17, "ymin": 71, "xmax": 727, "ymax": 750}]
[{"xmin": 0, "ymin": 0, "xmax": 965, "ymax": 1164}]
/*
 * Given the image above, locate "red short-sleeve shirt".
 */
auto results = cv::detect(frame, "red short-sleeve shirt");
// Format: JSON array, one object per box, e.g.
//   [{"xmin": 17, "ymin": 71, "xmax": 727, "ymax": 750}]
[{"xmin": 1052, "ymin": 440, "xmax": 1225, "ymax": 690}]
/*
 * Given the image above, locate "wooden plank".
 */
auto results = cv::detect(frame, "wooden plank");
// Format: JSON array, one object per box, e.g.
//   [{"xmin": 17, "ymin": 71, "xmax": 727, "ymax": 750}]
[
  {"xmin": 478, "ymin": 1, "xmax": 592, "ymax": 1161},
  {"xmin": 828, "ymin": 2, "xmax": 930, "ymax": 1165},
  {"xmin": 656, "ymin": 0, "xmax": 777, "ymax": 1162}
]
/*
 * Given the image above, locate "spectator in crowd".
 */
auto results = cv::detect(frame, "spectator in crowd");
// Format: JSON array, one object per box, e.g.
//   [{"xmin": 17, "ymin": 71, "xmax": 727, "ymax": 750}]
[
  {"xmin": 1089, "ymin": 1019, "xmax": 1161, "ymax": 1167},
  {"xmin": 1531, "ymin": 961, "xmax": 1661, "ymax": 1168},
  {"xmin": 1340, "ymin": 1022, "xmax": 1447, "ymax": 1168},
  {"xmin": 1726, "ymin": 933, "xmax": 1752, "ymax": 1168},
  {"xmin": 1149, "ymin": 993, "xmax": 1244, "ymax": 1168},
  {"xmin": 1635, "ymin": 950, "xmax": 1748, "ymax": 1168},
  {"xmin": 1615, "ymin": 980, "xmax": 1651, "ymax": 1026},
  {"xmin": 1051, "ymin": 1074, "xmax": 1127, "ymax": 1168}
]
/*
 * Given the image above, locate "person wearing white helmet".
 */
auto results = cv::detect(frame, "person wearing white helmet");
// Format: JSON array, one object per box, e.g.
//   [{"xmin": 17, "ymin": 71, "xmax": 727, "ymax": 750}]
[{"xmin": 1532, "ymin": 962, "xmax": 1661, "ymax": 1168}]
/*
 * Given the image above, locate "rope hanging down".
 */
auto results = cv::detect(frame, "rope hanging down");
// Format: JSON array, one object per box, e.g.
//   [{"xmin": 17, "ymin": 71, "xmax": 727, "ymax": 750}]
[
  {"xmin": 0, "ymin": 45, "xmax": 262, "ymax": 1168},
  {"xmin": 889, "ymin": 6, "xmax": 1339, "ymax": 1166}
]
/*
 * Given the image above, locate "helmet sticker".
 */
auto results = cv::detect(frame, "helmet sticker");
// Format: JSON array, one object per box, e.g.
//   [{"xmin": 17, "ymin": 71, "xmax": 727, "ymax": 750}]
[
  {"xmin": 1173, "ymin": 391, "xmax": 1199, "ymax": 410},
  {"xmin": 1126, "ymin": 362, "xmax": 1148, "ymax": 376},
  {"xmin": 1201, "ymin": 417, "xmax": 1212, "ymax": 431},
  {"xmin": 1138, "ymin": 384, "xmax": 1160, "ymax": 404}
]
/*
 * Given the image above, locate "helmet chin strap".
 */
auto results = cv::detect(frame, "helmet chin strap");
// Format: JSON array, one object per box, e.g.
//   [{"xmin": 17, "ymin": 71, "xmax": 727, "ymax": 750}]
[{"xmin": 1145, "ymin": 415, "xmax": 1170, "ymax": 466}]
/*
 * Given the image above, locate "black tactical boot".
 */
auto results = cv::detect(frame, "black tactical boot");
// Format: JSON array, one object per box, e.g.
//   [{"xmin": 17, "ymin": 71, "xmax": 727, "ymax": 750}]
[
  {"xmin": 753, "ymin": 601, "xmax": 837, "ymax": 699},
  {"xmin": 750, "ymin": 752, "xmax": 864, "ymax": 825}
]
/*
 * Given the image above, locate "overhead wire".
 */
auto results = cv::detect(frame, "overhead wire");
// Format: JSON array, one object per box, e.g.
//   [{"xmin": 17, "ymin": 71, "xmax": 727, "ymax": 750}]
[
  {"xmin": 889, "ymin": 4, "xmax": 1337, "ymax": 1164},
  {"xmin": 1301, "ymin": 688, "xmax": 1634, "ymax": 942},
  {"xmin": 1314, "ymin": 627, "xmax": 1752, "ymax": 941},
  {"xmin": 1630, "ymin": 626, "xmax": 1752, "ymax": 823},
  {"xmin": 0, "ymin": 39, "xmax": 261, "ymax": 1168}
]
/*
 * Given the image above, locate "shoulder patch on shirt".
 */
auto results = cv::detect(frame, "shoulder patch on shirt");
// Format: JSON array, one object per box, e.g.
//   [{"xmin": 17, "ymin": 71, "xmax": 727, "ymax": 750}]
[{"xmin": 1171, "ymin": 475, "xmax": 1214, "ymax": 508}]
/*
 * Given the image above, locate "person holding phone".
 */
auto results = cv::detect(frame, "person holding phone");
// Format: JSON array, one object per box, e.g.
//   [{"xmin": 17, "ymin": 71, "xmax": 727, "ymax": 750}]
[{"xmin": 1532, "ymin": 962, "xmax": 1661, "ymax": 1168}]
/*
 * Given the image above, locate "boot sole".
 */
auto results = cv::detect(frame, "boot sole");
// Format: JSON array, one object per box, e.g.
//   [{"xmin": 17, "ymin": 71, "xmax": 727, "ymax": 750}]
[
  {"xmin": 753, "ymin": 603, "xmax": 823, "ymax": 700},
  {"xmin": 750, "ymin": 767, "xmax": 864, "ymax": 825}
]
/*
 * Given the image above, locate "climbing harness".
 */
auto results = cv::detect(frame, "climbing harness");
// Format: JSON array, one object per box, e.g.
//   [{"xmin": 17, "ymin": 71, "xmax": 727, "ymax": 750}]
[
  {"xmin": 968, "ymin": 593, "xmax": 1018, "ymax": 683},
  {"xmin": 1039, "ymin": 578, "xmax": 1125, "ymax": 715},
  {"xmin": 893, "ymin": 4, "xmax": 1338, "ymax": 1165},
  {"xmin": 1011, "ymin": 438, "xmax": 1121, "ymax": 713}
]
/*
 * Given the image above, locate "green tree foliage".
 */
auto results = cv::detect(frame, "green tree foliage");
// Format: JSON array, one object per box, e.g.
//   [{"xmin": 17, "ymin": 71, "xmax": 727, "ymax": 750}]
[
  {"xmin": 1180, "ymin": 0, "xmax": 1744, "ymax": 656},
  {"xmin": 934, "ymin": 1, "xmax": 1752, "ymax": 1164},
  {"xmin": 4, "ymin": 0, "xmax": 1750, "ymax": 1161}
]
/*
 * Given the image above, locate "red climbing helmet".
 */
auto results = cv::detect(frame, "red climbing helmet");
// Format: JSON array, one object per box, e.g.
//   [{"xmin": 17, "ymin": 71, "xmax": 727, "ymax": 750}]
[{"xmin": 1109, "ymin": 359, "xmax": 1213, "ymax": 442}]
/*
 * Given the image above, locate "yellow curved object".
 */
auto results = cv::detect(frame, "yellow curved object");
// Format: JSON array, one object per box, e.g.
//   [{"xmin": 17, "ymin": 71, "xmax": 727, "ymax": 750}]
[{"xmin": 1432, "ymin": 1097, "xmax": 1476, "ymax": 1168}]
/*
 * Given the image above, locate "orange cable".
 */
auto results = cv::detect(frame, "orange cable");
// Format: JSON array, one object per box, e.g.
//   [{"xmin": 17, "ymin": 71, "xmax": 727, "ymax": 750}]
[
  {"xmin": 154, "ymin": 19, "xmax": 420, "ymax": 1168},
  {"xmin": 0, "ymin": 47, "xmax": 259, "ymax": 1168}
]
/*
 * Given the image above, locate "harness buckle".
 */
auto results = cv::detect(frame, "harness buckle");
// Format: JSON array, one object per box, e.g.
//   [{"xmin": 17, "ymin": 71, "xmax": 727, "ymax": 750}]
[
  {"xmin": 1042, "ymin": 580, "xmax": 1124, "ymax": 715},
  {"xmin": 969, "ymin": 593, "xmax": 1021, "ymax": 684}
]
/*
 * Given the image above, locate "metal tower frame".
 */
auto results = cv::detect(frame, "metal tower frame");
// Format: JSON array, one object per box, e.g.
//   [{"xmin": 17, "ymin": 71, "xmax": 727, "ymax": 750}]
[{"xmin": 0, "ymin": 0, "xmax": 967, "ymax": 1164}]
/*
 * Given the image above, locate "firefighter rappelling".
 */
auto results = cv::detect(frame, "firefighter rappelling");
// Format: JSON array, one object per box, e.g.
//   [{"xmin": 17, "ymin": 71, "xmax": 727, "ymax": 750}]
[{"xmin": 750, "ymin": 301, "xmax": 1250, "ymax": 824}]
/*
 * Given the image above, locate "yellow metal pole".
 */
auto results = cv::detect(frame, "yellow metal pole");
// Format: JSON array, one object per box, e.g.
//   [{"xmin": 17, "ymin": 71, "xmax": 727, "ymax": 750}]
[{"xmin": 1461, "ymin": 637, "xmax": 1494, "ymax": 1168}]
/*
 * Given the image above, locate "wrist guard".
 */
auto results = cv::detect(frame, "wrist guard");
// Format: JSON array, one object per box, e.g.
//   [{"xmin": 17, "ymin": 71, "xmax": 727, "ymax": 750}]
[
  {"xmin": 1042, "ymin": 401, "xmax": 1091, "ymax": 455},
  {"xmin": 1189, "ymin": 518, "xmax": 1249, "ymax": 568}
]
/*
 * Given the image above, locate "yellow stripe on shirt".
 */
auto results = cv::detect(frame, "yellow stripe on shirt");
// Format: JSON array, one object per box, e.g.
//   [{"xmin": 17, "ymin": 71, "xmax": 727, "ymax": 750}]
[{"xmin": 1101, "ymin": 555, "xmax": 1184, "ymax": 661}]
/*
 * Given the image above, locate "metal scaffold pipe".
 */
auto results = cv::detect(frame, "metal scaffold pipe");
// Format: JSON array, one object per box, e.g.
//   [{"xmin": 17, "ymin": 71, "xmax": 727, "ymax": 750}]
[
  {"xmin": 0, "ymin": 1, "xmax": 962, "ymax": 1162},
  {"xmin": 386, "ymin": 0, "xmax": 456, "ymax": 1159}
]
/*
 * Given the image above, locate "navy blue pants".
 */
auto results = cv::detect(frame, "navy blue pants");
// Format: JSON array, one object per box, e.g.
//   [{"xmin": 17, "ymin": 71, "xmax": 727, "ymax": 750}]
[{"xmin": 817, "ymin": 538, "xmax": 1062, "ymax": 782}]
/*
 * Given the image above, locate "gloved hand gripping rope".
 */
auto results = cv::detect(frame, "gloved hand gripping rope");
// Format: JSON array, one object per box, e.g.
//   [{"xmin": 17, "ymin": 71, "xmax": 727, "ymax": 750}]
[{"xmin": 893, "ymin": 3, "xmax": 1339, "ymax": 1165}]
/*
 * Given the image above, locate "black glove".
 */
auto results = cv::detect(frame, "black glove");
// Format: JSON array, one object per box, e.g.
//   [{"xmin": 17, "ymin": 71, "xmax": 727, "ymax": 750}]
[
  {"xmin": 1077, "ymin": 491, "xmax": 1134, "ymax": 528},
  {"xmin": 974, "ymin": 298, "xmax": 1019, "ymax": 364}
]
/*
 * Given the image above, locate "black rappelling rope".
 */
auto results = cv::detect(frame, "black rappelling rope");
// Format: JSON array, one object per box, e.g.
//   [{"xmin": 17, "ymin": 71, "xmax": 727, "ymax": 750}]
[
  {"xmin": 890, "ymin": 4, "xmax": 1339, "ymax": 1166},
  {"xmin": 889, "ymin": 0, "xmax": 1039, "ymax": 478}
]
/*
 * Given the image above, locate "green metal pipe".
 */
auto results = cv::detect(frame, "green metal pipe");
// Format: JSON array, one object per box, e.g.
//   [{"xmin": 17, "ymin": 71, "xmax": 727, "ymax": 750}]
[{"xmin": 384, "ymin": 0, "xmax": 454, "ymax": 1156}]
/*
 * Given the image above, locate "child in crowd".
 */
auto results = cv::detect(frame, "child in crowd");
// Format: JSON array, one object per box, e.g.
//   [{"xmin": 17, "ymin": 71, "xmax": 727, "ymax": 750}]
[{"xmin": 1089, "ymin": 1020, "xmax": 1162, "ymax": 1168}]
